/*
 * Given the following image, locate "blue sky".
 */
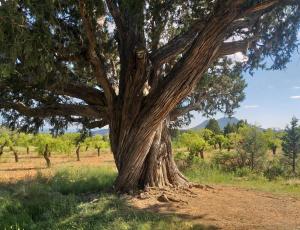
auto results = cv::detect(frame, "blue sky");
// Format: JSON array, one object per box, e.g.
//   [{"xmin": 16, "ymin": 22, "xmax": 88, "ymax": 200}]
[{"xmin": 189, "ymin": 51, "xmax": 300, "ymax": 129}]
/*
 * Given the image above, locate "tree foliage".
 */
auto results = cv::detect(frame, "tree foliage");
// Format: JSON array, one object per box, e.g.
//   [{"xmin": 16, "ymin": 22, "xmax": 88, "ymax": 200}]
[
  {"xmin": 178, "ymin": 132, "xmax": 208, "ymax": 159},
  {"xmin": 0, "ymin": 1, "xmax": 298, "ymax": 131},
  {"xmin": 83, "ymin": 134, "xmax": 109, "ymax": 155},
  {"xmin": 238, "ymin": 125, "xmax": 268, "ymax": 170},
  {"xmin": 282, "ymin": 117, "xmax": 300, "ymax": 174},
  {"xmin": 205, "ymin": 119, "xmax": 221, "ymax": 134},
  {"xmin": 33, "ymin": 134, "xmax": 72, "ymax": 155},
  {"xmin": 263, "ymin": 129, "xmax": 282, "ymax": 155}
]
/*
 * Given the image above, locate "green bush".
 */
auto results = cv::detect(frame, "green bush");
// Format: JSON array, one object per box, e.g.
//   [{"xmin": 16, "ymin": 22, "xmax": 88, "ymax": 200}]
[
  {"xmin": 186, "ymin": 153, "xmax": 205, "ymax": 166},
  {"xmin": 264, "ymin": 159, "xmax": 285, "ymax": 180},
  {"xmin": 174, "ymin": 151, "xmax": 188, "ymax": 161},
  {"xmin": 212, "ymin": 151, "xmax": 241, "ymax": 172},
  {"xmin": 234, "ymin": 167, "xmax": 252, "ymax": 177},
  {"xmin": 174, "ymin": 151, "xmax": 189, "ymax": 170}
]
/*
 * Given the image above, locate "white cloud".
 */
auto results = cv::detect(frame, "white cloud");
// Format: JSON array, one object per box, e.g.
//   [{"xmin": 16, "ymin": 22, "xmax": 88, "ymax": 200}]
[
  {"xmin": 293, "ymin": 86, "xmax": 300, "ymax": 89},
  {"xmin": 290, "ymin": 96, "xmax": 300, "ymax": 99},
  {"xmin": 244, "ymin": 105, "xmax": 259, "ymax": 109}
]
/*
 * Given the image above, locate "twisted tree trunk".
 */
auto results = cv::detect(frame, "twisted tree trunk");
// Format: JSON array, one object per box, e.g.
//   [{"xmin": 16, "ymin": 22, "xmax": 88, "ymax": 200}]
[
  {"xmin": 111, "ymin": 119, "xmax": 188, "ymax": 193},
  {"xmin": 142, "ymin": 122, "xmax": 188, "ymax": 188},
  {"xmin": 106, "ymin": 4, "xmax": 239, "ymax": 193}
]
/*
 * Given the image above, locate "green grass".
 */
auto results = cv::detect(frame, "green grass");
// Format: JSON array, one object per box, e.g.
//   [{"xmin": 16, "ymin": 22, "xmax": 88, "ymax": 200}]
[
  {"xmin": 0, "ymin": 166, "xmax": 215, "ymax": 230},
  {"xmin": 184, "ymin": 162, "xmax": 300, "ymax": 197}
]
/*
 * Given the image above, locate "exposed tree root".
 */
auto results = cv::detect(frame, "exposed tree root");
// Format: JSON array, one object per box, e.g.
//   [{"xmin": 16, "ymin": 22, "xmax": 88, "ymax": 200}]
[{"xmin": 132, "ymin": 183, "xmax": 215, "ymax": 205}]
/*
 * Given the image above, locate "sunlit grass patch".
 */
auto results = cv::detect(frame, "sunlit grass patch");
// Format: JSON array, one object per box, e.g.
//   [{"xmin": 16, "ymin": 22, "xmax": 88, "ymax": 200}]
[
  {"xmin": 50, "ymin": 166, "xmax": 117, "ymax": 194},
  {"xmin": 184, "ymin": 162, "xmax": 300, "ymax": 197}
]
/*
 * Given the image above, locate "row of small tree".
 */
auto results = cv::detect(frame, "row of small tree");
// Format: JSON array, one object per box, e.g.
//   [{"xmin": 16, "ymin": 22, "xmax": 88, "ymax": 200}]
[
  {"xmin": 174, "ymin": 117, "xmax": 300, "ymax": 175},
  {"xmin": 0, "ymin": 128, "xmax": 110, "ymax": 168}
]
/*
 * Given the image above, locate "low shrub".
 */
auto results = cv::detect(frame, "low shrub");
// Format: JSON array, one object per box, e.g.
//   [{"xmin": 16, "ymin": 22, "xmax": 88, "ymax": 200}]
[
  {"xmin": 211, "ymin": 151, "xmax": 241, "ymax": 172},
  {"xmin": 234, "ymin": 167, "xmax": 252, "ymax": 177},
  {"xmin": 264, "ymin": 159, "xmax": 286, "ymax": 180}
]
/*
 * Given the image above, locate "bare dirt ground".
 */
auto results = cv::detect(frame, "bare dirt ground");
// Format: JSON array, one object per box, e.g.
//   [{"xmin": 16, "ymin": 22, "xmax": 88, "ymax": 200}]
[
  {"xmin": 1, "ymin": 152, "xmax": 300, "ymax": 229},
  {"xmin": 131, "ymin": 186, "xmax": 300, "ymax": 230},
  {"xmin": 0, "ymin": 151, "xmax": 114, "ymax": 182}
]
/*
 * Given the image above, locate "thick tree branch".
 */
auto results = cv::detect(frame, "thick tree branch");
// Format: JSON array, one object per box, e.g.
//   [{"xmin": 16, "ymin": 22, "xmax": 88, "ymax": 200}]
[
  {"xmin": 0, "ymin": 102, "xmax": 102, "ymax": 119},
  {"xmin": 170, "ymin": 103, "xmax": 201, "ymax": 121},
  {"xmin": 218, "ymin": 39, "xmax": 252, "ymax": 57},
  {"xmin": 20, "ymin": 76, "xmax": 107, "ymax": 107},
  {"xmin": 79, "ymin": 0, "xmax": 115, "ymax": 104},
  {"xmin": 149, "ymin": 0, "xmax": 291, "ymax": 68},
  {"xmin": 46, "ymin": 82, "xmax": 107, "ymax": 106},
  {"xmin": 244, "ymin": 0, "xmax": 279, "ymax": 14},
  {"xmin": 105, "ymin": 0, "xmax": 126, "ymax": 40},
  {"xmin": 149, "ymin": 19, "xmax": 203, "ymax": 67},
  {"xmin": 69, "ymin": 117, "xmax": 108, "ymax": 129},
  {"xmin": 139, "ymin": 1, "xmax": 240, "ymax": 132}
]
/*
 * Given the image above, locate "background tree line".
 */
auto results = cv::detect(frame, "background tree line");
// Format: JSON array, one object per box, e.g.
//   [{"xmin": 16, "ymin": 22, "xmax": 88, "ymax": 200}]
[
  {"xmin": 0, "ymin": 128, "xmax": 110, "ymax": 168},
  {"xmin": 173, "ymin": 117, "xmax": 300, "ymax": 179}
]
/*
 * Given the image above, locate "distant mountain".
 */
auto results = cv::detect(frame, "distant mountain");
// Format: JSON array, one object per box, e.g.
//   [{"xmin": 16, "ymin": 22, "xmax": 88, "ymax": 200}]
[
  {"xmin": 192, "ymin": 117, "xmax": 239, "ymax": 130},
  {"xmin": 91, "ymin": 129, "xmax": 109, "ymax": 135}
]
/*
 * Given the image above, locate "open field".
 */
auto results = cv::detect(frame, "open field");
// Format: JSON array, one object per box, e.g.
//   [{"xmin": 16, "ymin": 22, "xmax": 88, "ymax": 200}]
[
  {"xmin": 0, "ymin": 148, "xmax": 115, "ymax": 182},
  {"xmin": 1, "ymin": 150, "xmax": 300, "ymax": 229}
]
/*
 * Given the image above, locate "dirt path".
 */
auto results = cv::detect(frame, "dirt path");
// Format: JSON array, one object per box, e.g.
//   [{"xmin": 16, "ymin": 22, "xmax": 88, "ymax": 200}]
[{"xmin": 131, "ymin": 186, "xmax": 300, "ymax": 229}]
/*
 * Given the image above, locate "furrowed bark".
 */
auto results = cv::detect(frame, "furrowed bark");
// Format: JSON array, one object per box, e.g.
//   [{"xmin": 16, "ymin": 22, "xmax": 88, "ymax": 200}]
[
  {"xmin": 141, "ymin": 121, "xmax": 188, "ymax": 188},
  {"xmin": 112, "ymin": 119, "xmax": 188, "ymax": 193}
]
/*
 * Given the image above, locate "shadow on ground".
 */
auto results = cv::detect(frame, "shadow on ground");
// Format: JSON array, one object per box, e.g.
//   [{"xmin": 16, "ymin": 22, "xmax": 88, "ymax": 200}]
[
  {"xmin": 0, "ymin": 167, "xmax": 218, "ymax": 230},
  {"xmin": 0, "ymin": 167, "xmax": 47, "ymax": 172}
]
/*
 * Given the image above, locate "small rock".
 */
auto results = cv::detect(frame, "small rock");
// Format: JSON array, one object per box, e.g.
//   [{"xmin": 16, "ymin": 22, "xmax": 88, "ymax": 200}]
[
  {"xmin": 90, "ymin": 198, "xmax": 99, "ymax": 203},
  {"xmin": 157, "ymin": 194, "xmax": 169, "ymax": 202},
  {"xmin": 138, "ymin": 192, "xmax": 149, "ymax": 200}
]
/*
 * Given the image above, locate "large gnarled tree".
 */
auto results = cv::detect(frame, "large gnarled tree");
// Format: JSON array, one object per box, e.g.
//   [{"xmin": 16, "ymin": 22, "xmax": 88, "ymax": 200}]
[{"xmin": 0, "ymin": 0, "xmax": 299, "ymax": 192}]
